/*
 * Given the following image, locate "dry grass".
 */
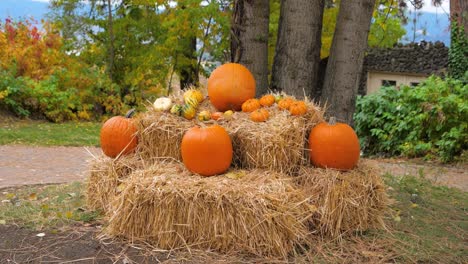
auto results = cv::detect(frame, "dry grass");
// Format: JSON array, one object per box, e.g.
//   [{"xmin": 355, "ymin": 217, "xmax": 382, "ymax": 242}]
[
  {"xmin": 87, "ymin": 154, "xmax": 144, "ymax": 212},
  {"xmin": 106, "ymin": 162, "xmax": 315, "ymax": 258},
  {"xmin": 297, "ymin": 161, "xmax": 389, "ymax": 238}
]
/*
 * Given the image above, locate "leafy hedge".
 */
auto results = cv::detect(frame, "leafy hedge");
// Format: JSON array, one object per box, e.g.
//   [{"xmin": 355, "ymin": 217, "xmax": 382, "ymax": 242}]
[{"xmin": 354, "ymin": 76, "xmax": 467, "ymax": 162}]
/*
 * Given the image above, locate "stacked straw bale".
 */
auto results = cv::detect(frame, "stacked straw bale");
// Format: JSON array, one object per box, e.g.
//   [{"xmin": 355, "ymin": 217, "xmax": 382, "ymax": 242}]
[
  {"xmin": 106, "ymin": 162, "xmax": 314, "ymax": 258},
  {"xmin": 296, "ymin": 161, "xmax": 389, "ymax": 238},
  {"xmin": 87, "ymin": 154, "xmax": 144, "ymax": 212}
]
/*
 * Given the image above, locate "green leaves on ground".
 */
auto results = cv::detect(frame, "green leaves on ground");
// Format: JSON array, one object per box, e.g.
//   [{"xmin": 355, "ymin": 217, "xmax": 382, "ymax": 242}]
[{"xmin": 0, "ymin": 182, "xmax": 101, "ymax": 229}]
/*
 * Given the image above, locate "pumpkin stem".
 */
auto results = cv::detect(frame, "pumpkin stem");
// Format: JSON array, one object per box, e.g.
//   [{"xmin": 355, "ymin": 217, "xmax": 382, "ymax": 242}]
[
  {"xmin": 125, "ymin": 108, "xmax": 136, "ymax": 118},
  {"xmin": 329, "ymin": 116, "xmax": 336, "ymax": 125}
]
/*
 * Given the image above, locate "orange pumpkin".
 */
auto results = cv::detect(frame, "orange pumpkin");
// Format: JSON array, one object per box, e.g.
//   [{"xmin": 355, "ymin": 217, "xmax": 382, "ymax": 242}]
[
  {"xmin": 308, "ymin": 117, "xmax": 360, "ymax": 170},
  {"xmin": 259, "ymin": 94, "xmax": 275, "ymax": 107},
  {"xmin": 278, "ymin": 98, "xmax": 294, "ymax": 110},
  {"xmin": 289, "ymin": 101, "xmax": 308, "ymax": 116},
  {"xmin": 250, "ymin": 109, "xmax": 270, "ymax": 122},
  {"xmin": 208, "ymin": 63, "xmax": 256, "ymax": 111},
  {"xmin": 241, "ymin": 98, "xmax": 261, "ymax": 112},
  {"xmin": 181, "ymin": 125, "xmax": 233, "ymax": 176},
  {"xmin": 100, "ymin": 109, "xmax": 138, "ymax": 158},
  {"xmin": 211, "ymin": 112, "xmax": 223, "ymax": 120}
]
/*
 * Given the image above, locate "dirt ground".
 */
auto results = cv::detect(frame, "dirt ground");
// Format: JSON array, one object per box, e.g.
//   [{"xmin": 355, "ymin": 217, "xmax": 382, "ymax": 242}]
[{"xmin": 0, "ymin": 145, "xmax": 466, "ymax": 191}]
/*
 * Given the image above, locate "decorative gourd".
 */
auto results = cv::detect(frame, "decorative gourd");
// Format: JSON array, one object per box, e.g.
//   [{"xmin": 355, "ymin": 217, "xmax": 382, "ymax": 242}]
[
  {"xmin": 183, "ymin": 88, "xmax": 204, "ymax": 104},
  {"xmin": 182, "ymin": 104, "xmax": 197, "ymax": 120},
  {"xmin": 185, "ymin": 97, "xmax": 199, "ymax": 108},
  {"xmin": 259, "ymin": 94, "xmax": 275, "ymax": 107},
  {"xmin": 278, "ymin": 98, "xmax": 294, "ymax": 110},
  {"xmin": 198, "ymin": 110, "xmax": 211, "ymax": 121},
  {"xmin": 223, "ymin": 110, "xmax": 234, "ymax": 120},
  {"xmin": 275, "ymin": 95, "xmax": 283, "ymax": 103},
  {"xmin": 100, "ymin": 109, "xmax": 138, "ymax": 158},
  {"xmin": 153, "ymin": 97, "xmax": 172, "ymax": 111},
  {"xmin": 288, "ymin": 101, "xmax": 308, "ymax": 116},
  {"xmin": 241, "ymin": 99, "xmax": 261, "ymax": 112},
  {"xmin": 308, "ymin": 117, "xmax": 360, "ymax": 170},
  {"xmin": 170, "ymin": 104, "xmax": 183, "ymax": 116},
  {"xmin": 181, "ymin": 125, "xmax": 233, "ymax": 176},
  {"xmin": 208, "ymin": 63, "xmax": 256, "ymax": 111},
  {"xmin": 250, "ymin": 109, "xmax": 269, "ymax": 122},
  {"xmin": 211, "ymin": 112, "xmax": 223, "ymax": 120}
]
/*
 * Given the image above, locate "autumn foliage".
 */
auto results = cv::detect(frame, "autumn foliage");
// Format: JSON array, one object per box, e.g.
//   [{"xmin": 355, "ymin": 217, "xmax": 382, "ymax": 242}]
[{"xmin": 0, "ymin": 18, "xmax": 127, "ymax": 122}]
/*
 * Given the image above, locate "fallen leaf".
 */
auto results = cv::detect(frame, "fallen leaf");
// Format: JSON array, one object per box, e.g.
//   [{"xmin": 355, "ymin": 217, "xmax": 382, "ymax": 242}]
[
  {"xmin": 0, "ymin": 220, "xmax": 6, "ymax": 225},
  {"xmin": 410, "ymin": 203, "xmax": 418, "ymax": 208},
  {"xmin": 36, "ymin": 233, "xmax": 45, "ymax": 237},
  {"xmin": 67, "ymin": 193, "xmax": 76, "ymax": 198},
  {"xmin": 394, "ymin": 216, "xmax": 401, "ymax": 222},
  {"xmin": 65, "ymin": 211, "xmax": 73, "ymax": 219},
  {"xmin": 28, "ymin": 193, "xmax": 38, "ymax": 201},
  {"xmin": 225, "ymin": 171, "xmax": 246, "ymax": 180}
]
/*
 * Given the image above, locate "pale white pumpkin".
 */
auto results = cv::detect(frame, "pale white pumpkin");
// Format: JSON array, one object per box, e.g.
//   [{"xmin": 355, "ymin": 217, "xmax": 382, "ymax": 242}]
[{"xmin": 153, "ymin": 97, "xmax": 172, "ymax": 111}]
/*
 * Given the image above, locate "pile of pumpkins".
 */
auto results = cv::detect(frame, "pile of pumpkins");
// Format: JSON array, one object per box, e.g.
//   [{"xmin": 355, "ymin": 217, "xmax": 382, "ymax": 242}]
[{"xmin": 100, "ymin": 63, "xmax": 361, "ymax": 176}]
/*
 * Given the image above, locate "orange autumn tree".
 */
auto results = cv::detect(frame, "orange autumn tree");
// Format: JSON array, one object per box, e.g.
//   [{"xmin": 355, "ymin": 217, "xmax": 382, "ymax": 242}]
[{"xmin": 0, "ymin": 18, "xmax": 125, "ymax": 122}]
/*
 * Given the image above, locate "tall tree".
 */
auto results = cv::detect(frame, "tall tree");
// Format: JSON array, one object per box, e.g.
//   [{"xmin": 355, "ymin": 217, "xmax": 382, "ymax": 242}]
[
  {"xmin": 231, "ymin": 0, "xmax": 270, "ymax": 96},
  {"xmin": 321, "ymin": 0, "xmax": 376, "ymax": 124},
  {"xmin": 270, "ymin": 0, "xmax": 325, "ymax": 99},
  {"xmin": 450, "ymin": 0, "xmax": 468, "ymax": 35}
]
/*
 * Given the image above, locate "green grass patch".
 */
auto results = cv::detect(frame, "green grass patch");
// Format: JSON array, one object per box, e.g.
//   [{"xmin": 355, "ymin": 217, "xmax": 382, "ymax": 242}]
[
  {"xmin": 381, "ymin": 173, "xmax": 467, "ymax": 263},
  {"xmin": 0, "ymin": 121, "xmax": 101, "ymax": 146},
  {"xmin": 0, "ymin": 182, "xmax": 101, "ymax": 229}
]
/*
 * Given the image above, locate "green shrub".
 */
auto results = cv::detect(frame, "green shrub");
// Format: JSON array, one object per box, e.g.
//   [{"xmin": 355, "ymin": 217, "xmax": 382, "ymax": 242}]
[{"xmin": 354, "ymin": 76, "xmax": 468, "ymax": 162}]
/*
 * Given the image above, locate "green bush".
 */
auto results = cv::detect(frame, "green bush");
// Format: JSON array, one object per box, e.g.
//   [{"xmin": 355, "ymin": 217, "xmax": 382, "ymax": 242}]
[
  {"xmin": 354, "ymin": 76, "xmax": 468, "ymax": 162},
  {"xmin": 0, "ymin": 64, "xmax": 133, "ymax": 122}
]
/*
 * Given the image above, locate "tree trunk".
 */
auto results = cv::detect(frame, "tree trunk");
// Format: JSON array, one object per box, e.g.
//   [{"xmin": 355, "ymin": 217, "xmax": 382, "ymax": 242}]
[
  {"xmin": 271, "ymin": 0, "xmax": 324, "ymax": 99},
  {"xmin": 178, "ymin": 36, "xmax": 199, "ymax": 90},
  {"xmin": 321, "ymin": 0, "xmax": 376, "ymax": 124},
  {"xmin": 450, "ymin": 0, "xmax": 468, "ymax": 36},
  {"xmin": 231, "ymin": 0, "xmax": 270, "ymax": 97},
  {"xmin": 107, "ymin": 0, "xmax": 115, "ymax": 83}
]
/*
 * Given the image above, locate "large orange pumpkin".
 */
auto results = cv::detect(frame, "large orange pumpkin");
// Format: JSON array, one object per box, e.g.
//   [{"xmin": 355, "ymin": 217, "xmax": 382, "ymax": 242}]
[
  {"xmin": 308, "ymin": 117, "xmax": 360, "ymax": 170},
  {"xmin": 207, "ymin": 63, "xmax": 256, "ymax": 111},
  {"xmin": 181, "ymin": 125, "xmax": 233, "ymax": 176},
  {"xmin": 100, "ymin": 109, "xmax": 138, "ymax": 158}
]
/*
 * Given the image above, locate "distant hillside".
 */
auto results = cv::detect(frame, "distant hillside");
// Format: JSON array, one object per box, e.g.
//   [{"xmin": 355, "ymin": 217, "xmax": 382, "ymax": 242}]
[{"xmin": 401, "ymin": 11, "xmax": 451, "ymax": 46}]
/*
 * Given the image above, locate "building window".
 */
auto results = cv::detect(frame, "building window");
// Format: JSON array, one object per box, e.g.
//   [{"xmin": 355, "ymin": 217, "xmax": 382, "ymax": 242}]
[
  {"xmin": 410, "ymin": 82, "xmax": 420, "ymax": 87},
  {"xmin": 382, "ymin": 80, "xmax": 397, "ymax": 87}
]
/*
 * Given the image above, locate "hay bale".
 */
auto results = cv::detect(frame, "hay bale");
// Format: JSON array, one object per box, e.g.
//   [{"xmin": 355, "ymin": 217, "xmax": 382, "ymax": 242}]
[
  {"xmin": 135, "ymin": 109, "xmax": 194, "ymax": 161},
  {"xmin": 225, "ymin": 100, "xmax": 324, "ymax": 175},
  {"xmin": 296, "ymin": 161, "xmax": 388, "ymax": 238},
  {"xmin": 87, "ymin": 154, "xmax": 144, "ymax": 212},
  {"xmin": 107, "ymin": 162, "xmax": 314, "ymax": 258},
  {"xmin": 134, "ymin": 97, "xmax": 324, "ymax": 175}
]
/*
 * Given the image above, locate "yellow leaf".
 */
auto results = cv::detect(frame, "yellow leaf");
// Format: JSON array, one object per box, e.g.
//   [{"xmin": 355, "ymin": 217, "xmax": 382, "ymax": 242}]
[
  {"xmin": 225, "ymin": 171, "xmax": 246, "ymax": 180},
  {"xmin": 0, "ymin": 220, "xmax": 6, "ymax": 225},
  {"xmin": 65, "ymin": 211, "xmax": 73, "ymax": 219},
  {"xmin": 28, "ymin": 193, "xmax": 37, "ymax": 201},
  {"xmin": 410, "ymin": 203, "xmax": 418, "ymax": 208},
  {"xmin": 394, "ymin": 216, "xmax": 401, "ymax": 222}
]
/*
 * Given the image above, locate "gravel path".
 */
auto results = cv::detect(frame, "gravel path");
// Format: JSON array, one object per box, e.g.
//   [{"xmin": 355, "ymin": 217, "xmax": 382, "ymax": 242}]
[
  {"xmin": 0, "ymin": 145, "xmax": 101, "ymax": 189},
  {"xmin": 0, "ymin": 145, "xmax": 466, "ymax": 191}
]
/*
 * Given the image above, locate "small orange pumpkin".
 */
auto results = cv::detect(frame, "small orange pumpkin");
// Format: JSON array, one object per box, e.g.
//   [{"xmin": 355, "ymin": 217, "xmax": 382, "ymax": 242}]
[
  {"xmin": 278, "ymin": 98, "xmax": 294, "ymax": 110},
  {"xmin": 100, "ymin": 109, "xmax": 138, "ymax": 158},
  {"xmin": 289, "ymin": 101, "xmax": 308, "ymax": 116},
  {"xmin": 250, "ymin": 109, "xmax": 269, "ymax": 122},
  {"xmin": 308, "ymin": 117, "xmax": 360, "ymax": 170},
  {"xmin": 241, "ymin": 98, "xmax": 261, "ymax": 112},
  {"xmin": 259, "ymin": 94, "xmax": 275, "ymax": 107},
  {"xmin": 208, "ymin": 63, "xmax": 256, "ymax": 111},
  {"xmin": 211, "ymin": 112, "xmax": 223, "ymax": 120},
  {"xmin": 181, "ymin": 125, "xmax": 233, "ymax": 176}
]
